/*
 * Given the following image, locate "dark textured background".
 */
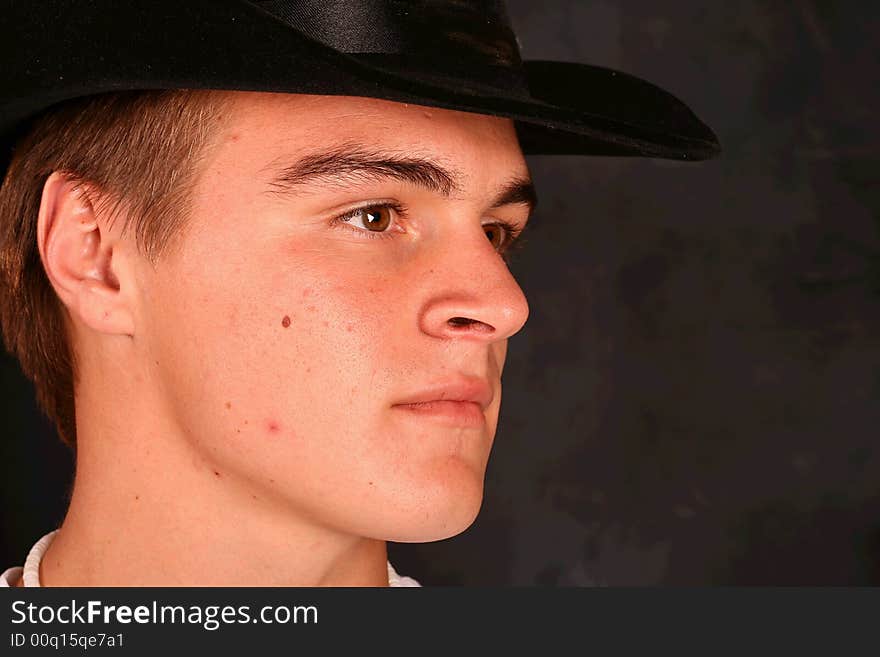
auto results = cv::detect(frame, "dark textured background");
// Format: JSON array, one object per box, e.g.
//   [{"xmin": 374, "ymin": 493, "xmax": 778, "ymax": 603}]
[{"xmin": 2, "ymin": 1, "xmax": 878, "ymax": 585}]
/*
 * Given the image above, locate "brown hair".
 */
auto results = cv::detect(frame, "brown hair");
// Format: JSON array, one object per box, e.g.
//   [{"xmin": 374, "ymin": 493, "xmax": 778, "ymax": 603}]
[{"xmin": 0, "ymin": 89, "xmax": 231, "ymax": 449}]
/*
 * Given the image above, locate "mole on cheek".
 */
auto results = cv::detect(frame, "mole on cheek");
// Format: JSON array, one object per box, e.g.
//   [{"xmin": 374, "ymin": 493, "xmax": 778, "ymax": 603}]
[{"xmin": 281, "ymin": 315, "xmax": 291, "ymax": 328}]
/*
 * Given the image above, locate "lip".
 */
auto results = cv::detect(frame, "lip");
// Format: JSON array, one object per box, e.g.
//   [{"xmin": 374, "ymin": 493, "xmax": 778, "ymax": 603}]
[
  {"xmin": 392, "ymin": 377, "xmax": 494, "ymax": 410},
  {"xmin": 391, "ymin": 377, "xmax": 494, "ymax": 428},
  {"xmin": 393, "ymin": 400, "xmax": 486, "ymax": 427}
]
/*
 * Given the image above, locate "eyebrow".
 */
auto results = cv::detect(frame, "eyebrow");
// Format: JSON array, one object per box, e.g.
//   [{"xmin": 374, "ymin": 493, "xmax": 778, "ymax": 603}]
[{"xmin": 263, "ymin": 142, "xmax": 538, "ymax": 213}]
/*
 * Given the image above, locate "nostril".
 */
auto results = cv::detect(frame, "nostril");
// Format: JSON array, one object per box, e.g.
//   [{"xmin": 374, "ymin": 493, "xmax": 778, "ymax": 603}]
[{"xmin": 447, "ymin": 317, "xmax": 494, "ymax": 334}]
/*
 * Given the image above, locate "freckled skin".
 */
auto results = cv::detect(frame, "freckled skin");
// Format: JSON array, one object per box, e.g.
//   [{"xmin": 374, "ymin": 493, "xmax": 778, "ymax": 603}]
[{"xmin": 135, "ymin": 93, "xmax": 530, "ymax": 543}]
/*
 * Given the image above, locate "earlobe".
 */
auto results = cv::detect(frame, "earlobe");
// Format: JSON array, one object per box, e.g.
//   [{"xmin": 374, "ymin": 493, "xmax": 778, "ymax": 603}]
[{"xmin": 37, "ymin": 171, "xmax": 135, "ymax": 337}]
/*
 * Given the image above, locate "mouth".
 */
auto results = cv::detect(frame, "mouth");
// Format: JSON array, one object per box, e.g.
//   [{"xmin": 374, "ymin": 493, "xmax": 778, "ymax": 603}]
[{"xmin": 392, "ymin": 400, "xmax": 486, "ymax": 428}]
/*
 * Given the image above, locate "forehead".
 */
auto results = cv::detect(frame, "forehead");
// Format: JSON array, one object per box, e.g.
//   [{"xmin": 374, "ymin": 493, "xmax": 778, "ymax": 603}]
[{"xmin": 218, "ymin": 91, "xmax": 526, "ymax": 172}]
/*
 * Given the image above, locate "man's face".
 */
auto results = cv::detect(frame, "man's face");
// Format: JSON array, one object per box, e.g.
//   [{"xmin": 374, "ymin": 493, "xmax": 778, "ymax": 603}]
[{"xmin": 136, "ymin": 92, "xmax": 531, "ymax": 542}]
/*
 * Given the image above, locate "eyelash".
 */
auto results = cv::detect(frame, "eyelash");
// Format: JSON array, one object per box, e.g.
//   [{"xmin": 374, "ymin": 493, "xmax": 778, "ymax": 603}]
[{"xmin": 330, "ymin": 202, "xmax": 528, "ymax": 263}]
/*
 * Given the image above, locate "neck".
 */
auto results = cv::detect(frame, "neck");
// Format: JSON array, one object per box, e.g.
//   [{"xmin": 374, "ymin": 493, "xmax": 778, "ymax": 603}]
[{"xmin": 42, "ymin": 374, "xmax": 389, "ymax": 587}]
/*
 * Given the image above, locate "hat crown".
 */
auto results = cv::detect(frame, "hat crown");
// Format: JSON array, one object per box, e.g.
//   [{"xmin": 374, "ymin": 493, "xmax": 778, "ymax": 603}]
[
  {"xmin": 250, "ymin": 0, "xmax": 528, "ymax": 94},
  {"xmin": 252, "ymin": 0, "xmax": 521, "ymax": 61}
]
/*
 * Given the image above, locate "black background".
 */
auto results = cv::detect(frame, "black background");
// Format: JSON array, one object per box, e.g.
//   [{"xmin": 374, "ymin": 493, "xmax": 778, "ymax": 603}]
[{"xmin": 2, "ymin": 1, "xmax": 879, "ymax": 585}]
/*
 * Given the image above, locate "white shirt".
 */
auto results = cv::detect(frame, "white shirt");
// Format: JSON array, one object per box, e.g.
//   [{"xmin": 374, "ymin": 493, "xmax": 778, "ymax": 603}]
[{"xmin": 1, "ymin": 529, "xmax": 421, "ymax": 587}]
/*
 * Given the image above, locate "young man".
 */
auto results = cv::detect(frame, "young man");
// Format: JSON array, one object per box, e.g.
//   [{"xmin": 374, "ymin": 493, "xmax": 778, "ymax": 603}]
[{"xmin": 0, "ymin": 0, "xmax": 719, "ymax": 586}]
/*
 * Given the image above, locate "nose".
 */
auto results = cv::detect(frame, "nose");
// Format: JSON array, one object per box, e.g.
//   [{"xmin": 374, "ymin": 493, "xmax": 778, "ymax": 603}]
[{"xmin": 418, "ymin": 224, "xmax": 530, "ymax": 342}]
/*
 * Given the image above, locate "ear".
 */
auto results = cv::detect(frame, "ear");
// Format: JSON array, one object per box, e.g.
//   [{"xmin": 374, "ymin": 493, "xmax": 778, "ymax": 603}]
[{"xmin": 37, "ymin": 171, "xmax": 136, "ymax": 337}]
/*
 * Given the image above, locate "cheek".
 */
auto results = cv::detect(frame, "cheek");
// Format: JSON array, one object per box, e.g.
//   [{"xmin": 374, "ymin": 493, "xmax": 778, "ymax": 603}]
[{"xmin": 184, "ymin": 269, "xmax": 395, "ymax": 431}]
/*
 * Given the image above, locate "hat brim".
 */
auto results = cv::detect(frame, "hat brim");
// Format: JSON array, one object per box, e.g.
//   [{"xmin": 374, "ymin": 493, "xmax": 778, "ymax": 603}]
[{"xmin": 0, "ymin": 0, "xmax": 721, "ymax": 167}]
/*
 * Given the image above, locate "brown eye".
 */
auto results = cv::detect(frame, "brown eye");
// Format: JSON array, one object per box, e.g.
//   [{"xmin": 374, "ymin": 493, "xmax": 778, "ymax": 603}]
[
  {"xmin": 484, "ymin": 224, "xmax": 506, "ymax": 251},
  {"xmin": 334, "ymin": 202, "xmax": 406, "ymax": 239},
  {"xmin": 357, "ymin": 206, "xmax": 393, "ymax": 232}
]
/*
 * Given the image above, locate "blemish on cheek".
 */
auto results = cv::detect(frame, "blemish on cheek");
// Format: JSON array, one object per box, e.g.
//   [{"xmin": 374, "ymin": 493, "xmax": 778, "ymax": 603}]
[
  {"xmin": 225, "ymin": 401, "xmax": 232, "ymax": 409},
  {"xmin": 267, "ymin": 420, "xmax": 280, "ymax": 434},
  {"xmin": 322, "ymin": 321, "xmax": 329, "ymax": 327},
  {"xmin": 346, "ymin": 323, "xmax": 353, "ymax": 333},
  {"xmin": 213, "ymin": 470, "xmax": 221, "ymax": 477},
  {"xmin": 306, "ymin": 305, "xmax": 316, "ymax": 312},
  {"xmin": 135, "ymin": 495, "xmax": 140, "ymax": 500},
  {"xmin": 303, "ymin": 288, "xmax": 313, "ymax": 298},
  {"xmin": 282, "ymin": 315, "xmax": 291, "ymax": 328}
]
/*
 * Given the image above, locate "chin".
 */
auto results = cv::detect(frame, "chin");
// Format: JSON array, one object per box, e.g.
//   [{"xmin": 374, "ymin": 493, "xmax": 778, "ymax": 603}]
[{"xmin": 379, "ymin": 468, "xmax": 487, "ymax": 543}]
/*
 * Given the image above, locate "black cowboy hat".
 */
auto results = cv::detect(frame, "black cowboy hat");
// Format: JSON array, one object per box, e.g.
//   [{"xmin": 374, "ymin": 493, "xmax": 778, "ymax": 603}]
[{"xmin": 0, "ymin": 0, "xmax": 721, "ymax": 177}]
